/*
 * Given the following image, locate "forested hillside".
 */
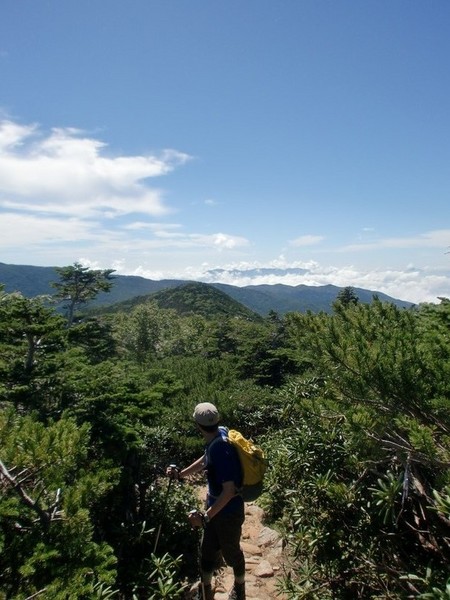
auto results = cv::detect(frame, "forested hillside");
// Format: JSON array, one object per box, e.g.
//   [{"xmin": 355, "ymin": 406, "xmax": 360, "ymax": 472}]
[
  {"xmin": 94, "ymin": 281, "xmax": 263, "ymax": 321},
  {"xmin": 1, "ymin": 264, "xmax": 449, "ymax": 599}
]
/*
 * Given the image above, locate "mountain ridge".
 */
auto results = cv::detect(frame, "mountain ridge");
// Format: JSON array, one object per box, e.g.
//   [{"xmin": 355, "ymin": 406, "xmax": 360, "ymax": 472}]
[{"xmin": 0, "ymin": 262, "xmax": 415, "ymax": 315}]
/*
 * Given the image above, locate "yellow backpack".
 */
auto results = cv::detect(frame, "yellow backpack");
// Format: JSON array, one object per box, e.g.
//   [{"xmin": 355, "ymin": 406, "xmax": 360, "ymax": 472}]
[{"xmin": 227, "ymin": 429, "xmax": 268, "ymax": 501}]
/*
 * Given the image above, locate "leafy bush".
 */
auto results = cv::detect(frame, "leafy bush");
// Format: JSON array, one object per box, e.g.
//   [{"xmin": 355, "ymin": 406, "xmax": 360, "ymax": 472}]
[{"xmin": 263, "ymin": 299, "xmax": 450, "ymax": 598}]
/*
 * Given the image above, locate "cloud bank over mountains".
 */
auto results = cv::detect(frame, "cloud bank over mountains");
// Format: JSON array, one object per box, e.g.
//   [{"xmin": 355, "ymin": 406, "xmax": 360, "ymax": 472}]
[{"xmin": 124, "ymin": 259, "xmax": 448, "ymax": 306}]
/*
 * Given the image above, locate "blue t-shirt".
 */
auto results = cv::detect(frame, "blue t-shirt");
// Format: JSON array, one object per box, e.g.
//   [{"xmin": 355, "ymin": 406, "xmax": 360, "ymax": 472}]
[{"xmin": 205, "ymin": 427, "xmax": 243, "ymax": 514}]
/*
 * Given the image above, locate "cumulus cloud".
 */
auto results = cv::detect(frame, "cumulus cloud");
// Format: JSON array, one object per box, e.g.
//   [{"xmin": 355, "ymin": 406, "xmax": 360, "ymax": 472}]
[
  {"xmin": 0, "ymin": 119, "xmax": 191, "ymax": 217},
  {"xmin": 209, "ymin": 233, "xmax": 249, "ymax": 249}
]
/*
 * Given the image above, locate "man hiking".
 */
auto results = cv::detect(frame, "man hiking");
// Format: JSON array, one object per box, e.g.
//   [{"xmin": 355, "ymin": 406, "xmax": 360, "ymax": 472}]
[{"xmin": 167, "ymin": 402, "xmax": 246, "ymax": 600}]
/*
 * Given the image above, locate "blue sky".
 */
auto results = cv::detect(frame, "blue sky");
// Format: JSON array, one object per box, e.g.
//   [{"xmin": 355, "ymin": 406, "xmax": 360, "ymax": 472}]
[{"xmin": 1, "ymin": 1, "xmax": 449, "ymax": 304}]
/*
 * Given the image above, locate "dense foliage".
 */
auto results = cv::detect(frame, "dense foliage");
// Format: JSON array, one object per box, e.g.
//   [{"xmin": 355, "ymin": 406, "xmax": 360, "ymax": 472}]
[{"xmin": 1, "ymin": 273, "xmax": 449, "ymax": 599}]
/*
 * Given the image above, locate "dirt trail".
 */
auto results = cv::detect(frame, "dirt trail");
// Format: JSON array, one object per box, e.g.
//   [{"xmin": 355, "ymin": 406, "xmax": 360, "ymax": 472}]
[
  {"xmin": 214, "ymin": 502, "xmax": 287, "ymax": 600},
  {"xmin": 189, "ymin": 490, "xmax": 288, "ymax": 600}
]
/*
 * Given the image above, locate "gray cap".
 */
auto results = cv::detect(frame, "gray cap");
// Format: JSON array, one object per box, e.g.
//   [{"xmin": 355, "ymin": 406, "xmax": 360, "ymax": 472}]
[{"xmin": 193, "ymin": 402, "xmax": 220, "ymax": 426}]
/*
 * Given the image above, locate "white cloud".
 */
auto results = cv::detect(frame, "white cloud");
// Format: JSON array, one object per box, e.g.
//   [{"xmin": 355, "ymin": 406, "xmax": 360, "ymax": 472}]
[
  {"xmin": 0, "ymin": 190, "xmax": 169, "ymax": 219},
  {"xmin": 124, "ymin": 221, "xmax": 183, "ymax": 232},
  {"xmin": 154, "ymin": 258, "xmax": 448, "ymax": 305},
  {"xmin": 0, "ymin": 119, "xmax": 191, "ymax": 217},
  {"xmin": 289, "ymin": 235, "xmax": 324, "ymax": 247},
  {"xmin": 0, "ymin": 208, "xmax": 250, "ymax": 261},
  {"xmin": 343, "ymin": 230, "xmax": 450, "ymax": 252},
  {"xmin": 0, "ymin": 212, "xmax": 96, "ymax": 246},
  {"xmin": 0, "ymin": 121, "xmax": 37, "ymax": 150},
  {"xmin": 209, "ymin": 233, "xmax": 249, "ymax": 249},
  {"xmin": 123, "ymin": 232, "xmax": 250, "ymax": 250}
]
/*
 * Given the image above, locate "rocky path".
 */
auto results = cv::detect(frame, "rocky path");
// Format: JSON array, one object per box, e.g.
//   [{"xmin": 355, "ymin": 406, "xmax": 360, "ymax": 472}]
[
  {"xmin": 188, "ymin": 492, "xmax": 287, "ymax": 600},
  {"xmin": 214, "ymin": 502, "xmax": 287, "ymax": 600}
]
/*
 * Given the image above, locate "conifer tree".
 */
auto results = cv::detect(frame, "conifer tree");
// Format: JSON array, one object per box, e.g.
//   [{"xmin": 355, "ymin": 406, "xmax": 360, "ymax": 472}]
[
  {"xmin": 0, "ymin": 411, "xmax": 118, "ymax": 598},
  {"xmin": 51, "ymin": 262, "xmax": 115, "ymax": 327},
  {"xmin": 333, "ymin": 285, "xmax": 359, "ymax": 309}
]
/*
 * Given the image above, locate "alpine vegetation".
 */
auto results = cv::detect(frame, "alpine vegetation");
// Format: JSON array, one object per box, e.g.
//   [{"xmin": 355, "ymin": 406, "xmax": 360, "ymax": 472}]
[{"xmin": 0, "ymin": 266, "xmax": 449, "ymax": 599}]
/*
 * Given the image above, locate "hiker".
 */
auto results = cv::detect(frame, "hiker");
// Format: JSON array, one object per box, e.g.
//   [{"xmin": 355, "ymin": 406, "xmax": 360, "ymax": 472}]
[{"xmin": 167, "ymin": 402, "xmax": 245, "ymax": 600}]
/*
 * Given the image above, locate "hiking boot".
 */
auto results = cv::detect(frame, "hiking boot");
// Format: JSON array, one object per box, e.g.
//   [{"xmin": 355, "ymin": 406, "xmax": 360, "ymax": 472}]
[
  {"xmin": 228, "ymin": 582, "xmax": 245, "ymax": 600},
  {"xmin": 201, "ymin": 583, "xmax": 215, "ymax": 600}
]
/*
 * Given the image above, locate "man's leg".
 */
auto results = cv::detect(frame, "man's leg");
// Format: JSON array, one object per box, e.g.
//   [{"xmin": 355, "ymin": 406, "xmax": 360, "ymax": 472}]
[
  {"xmin": 200, "ymin": 521, "xmax": 222, "ymax": 598},
  {"xmin": 213, "ymin": 507, "xmax": 246, "ymax": 599}
]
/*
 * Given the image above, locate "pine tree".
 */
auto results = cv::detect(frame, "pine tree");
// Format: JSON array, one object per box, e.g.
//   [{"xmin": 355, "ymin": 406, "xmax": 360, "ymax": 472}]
[{"xmin": 51, "ymin": 262, "xmax": 115, "ymax": 327}]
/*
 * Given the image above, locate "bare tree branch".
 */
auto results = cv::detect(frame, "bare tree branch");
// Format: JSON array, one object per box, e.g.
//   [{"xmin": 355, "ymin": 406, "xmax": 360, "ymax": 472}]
[
  {"xmin": 0, "ymin": 459, "xmax": 56, "ymax": 527},
  {"xmin": 25, "ymin": 589, "xmax": 47, "ymax": 599}
]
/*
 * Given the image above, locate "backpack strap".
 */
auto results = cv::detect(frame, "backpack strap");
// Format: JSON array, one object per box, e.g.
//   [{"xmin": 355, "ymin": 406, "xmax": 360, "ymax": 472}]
[
  {"xmin": 204, "ymin": 427, "xmax": 242, "ymax": 498},
  {"xmin": 205, "ymin": 426, "xmax": 227, "ymax": 459}
]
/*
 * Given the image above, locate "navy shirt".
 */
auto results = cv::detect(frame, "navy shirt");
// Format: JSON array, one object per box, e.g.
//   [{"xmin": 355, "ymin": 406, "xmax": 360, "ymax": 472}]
[{"xmin": 205, "ymin": 427, "xmax": 243, "ymax": 514}]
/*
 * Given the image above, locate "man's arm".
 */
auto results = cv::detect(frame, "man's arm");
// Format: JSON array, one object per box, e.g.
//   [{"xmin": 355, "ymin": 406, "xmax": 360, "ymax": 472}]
[
  {"xmin": 180, "ymin": 455, "xmax": 205, "ymax": 478},
  {"xmin": 166, "ymin": 455, "xmax": 205, "ymax": 480},
  {"xmin": 189, "ymin": 480, "xmax": 236, "ymax": 528}
]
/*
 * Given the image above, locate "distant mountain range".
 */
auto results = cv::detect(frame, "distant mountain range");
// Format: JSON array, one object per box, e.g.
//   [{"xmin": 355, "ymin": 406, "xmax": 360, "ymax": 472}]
[{"xmin": 0, "ymin": 262, "xmax": 415, "ymax": 316}]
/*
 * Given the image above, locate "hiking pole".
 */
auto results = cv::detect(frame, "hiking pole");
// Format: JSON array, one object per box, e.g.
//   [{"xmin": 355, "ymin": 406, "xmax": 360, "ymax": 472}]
[
  {"xmin": 153, "ymin": 464, "xmax": 178, "ymax": 554},
  {"xmin": 188, "ymin": 510, "xmax": 207, "ymax": 600}
]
